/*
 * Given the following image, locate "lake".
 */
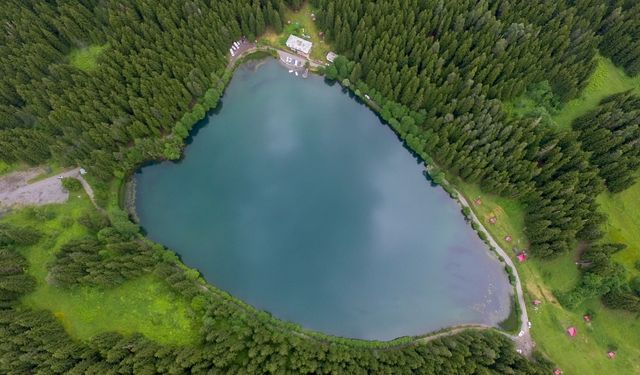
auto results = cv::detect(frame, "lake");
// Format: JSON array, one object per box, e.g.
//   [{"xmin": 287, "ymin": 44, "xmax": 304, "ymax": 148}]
[{"xmin": 135, "ymin": 59, "xmax": 511, "ymax": 341}]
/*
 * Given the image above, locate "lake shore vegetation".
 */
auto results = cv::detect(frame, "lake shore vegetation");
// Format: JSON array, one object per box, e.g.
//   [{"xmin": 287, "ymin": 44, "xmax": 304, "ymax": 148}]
[{"xmin": 1, "ymin": 0, "xmax": 640, "ymax": 373}]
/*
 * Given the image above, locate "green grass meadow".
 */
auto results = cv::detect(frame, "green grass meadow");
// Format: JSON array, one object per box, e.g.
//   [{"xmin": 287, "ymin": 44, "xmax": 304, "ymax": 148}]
[
  {"xmin": 2, "ymin": 192, "xmax": 199, "ymax": 346},
  {"xmin": 68, "ymin": 44, "xmax": 108, "ymax": 72},
  {"xmin": 22, "ymin": 275, "xmax": 198, "ymax": 346},
  {"xmin": 456, "ymin": 183, "xmax": 640, "ymax": 375},
  {"xmin": 598, "ymin": 178, "xmax": 640, "ymax": 279},
  {"xmin": 553, "ymin": 56, "xmax": 640, "ymax": 130}
]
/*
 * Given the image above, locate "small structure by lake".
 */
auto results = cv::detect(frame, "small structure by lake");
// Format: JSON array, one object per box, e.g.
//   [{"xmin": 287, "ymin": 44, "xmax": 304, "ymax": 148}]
[
  {"xmin": 326, "ymin": 51, "xmax": 338, "ymax": 62},
  {"xmin": 286, "ymin": 35, "xmax": 312, "ymax": 56}
]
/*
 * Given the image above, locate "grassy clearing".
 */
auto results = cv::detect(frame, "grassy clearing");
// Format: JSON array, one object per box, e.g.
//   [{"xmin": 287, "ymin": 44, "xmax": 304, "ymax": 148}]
[
  {"xmin": 598, "ymin": 177, "xmax": 640, "ymax": 279},
  {"xmin": 548, "ymin": 56, "xmax": 640, "ymax": 279},
  {"xmin": 455, "ymin": 182, "xmax": 640, "ymax": 375},
  {"xmin": 502, "ymin": 96, "xmax": 539, "ymax": 119},
  {"xmin": 22, "ymin": 275, "xmax": 197, "ymax": 346},
  {"xmin": 452, "ymin": 178, "xmax": 528, "ymax": 254},
  {"xmin": 527, "ymin": 295, "xmax": 640, "ymax": 375},
  {"xmin": 260, "ymin": 3, "xmax": 332, "ymax": 62},
  {"xmin": 552, "ymin": 56, "xmax": 640, "ymax": 130},
  {"xmin": 1, "ymin": 192, "xmax": 199, "ymax": 346},
  {"xmin": 68, "ymin": 44, "xmax": 108, "ymax": 72}
]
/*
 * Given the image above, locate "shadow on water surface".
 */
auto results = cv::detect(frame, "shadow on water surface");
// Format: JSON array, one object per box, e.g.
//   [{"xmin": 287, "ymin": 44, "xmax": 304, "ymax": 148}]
[{"xmin": 185, "ymin": 101, "xmax": 225, "ymax": 147}]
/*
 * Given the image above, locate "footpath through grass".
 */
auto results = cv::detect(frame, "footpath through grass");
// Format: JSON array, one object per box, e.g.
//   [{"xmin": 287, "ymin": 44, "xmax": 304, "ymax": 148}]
[
  {"xmin": 454, "ymin": 58, "xmax": 640, "ymax": 374},
  {"xmin": 2, "ymin": 192, "xmax": 199, "ymax": 346},
  {"xmin": 68, "ymin": 44, "xmax": 108, "ymax": 72}
]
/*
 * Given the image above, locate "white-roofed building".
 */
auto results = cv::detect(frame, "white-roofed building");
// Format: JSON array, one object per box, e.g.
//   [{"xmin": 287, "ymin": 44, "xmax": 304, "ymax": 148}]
[{"xmin": 286, "ymin": 35, "xmax": 313, "ymax": 56}]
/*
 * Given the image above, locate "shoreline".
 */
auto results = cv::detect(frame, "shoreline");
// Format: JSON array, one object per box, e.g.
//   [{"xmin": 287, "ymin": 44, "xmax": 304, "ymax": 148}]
[
  {"xmin": 118, "ymin": 53, "xmax": 529, "ymax": 349},
  {"xmin": 328, "ymin": 72, "xmax": 531, "ymax": 348},
  {"xmin": 455, "ymin": 190, "xmax": 532, "ymax": 355}
]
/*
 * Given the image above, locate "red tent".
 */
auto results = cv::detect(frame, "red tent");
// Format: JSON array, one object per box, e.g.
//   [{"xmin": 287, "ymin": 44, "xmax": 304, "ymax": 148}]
[
  {"xmin": 532, "ymin": 299, "xmax": 542, "ymax": 306},
  {"xmin": 517, "ymin": 252, "xmax": 527, "ymax": 263},
  {"xmin": 554, "ymin": 369, "xmax": 563, "ymax": 375},
  {"xmin": 583, "ymin": 315, "xmax": 591, "ymax": 322},
  {"xmin": 566, "ymin": 326, "xmax": 577, "ymax": 337},
  {"xmin": 607, "ymin": 351, "xmax": 616, "ymax": 359}
]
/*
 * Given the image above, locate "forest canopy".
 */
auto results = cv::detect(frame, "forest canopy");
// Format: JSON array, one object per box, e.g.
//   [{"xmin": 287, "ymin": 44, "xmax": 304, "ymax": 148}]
[{"xmin": 1, "ymin": 0, "xmax": 640, "ymax": 373}]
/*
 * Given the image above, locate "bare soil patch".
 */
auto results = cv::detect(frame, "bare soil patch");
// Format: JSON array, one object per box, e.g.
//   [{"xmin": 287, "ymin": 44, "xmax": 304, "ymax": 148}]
[{"xmin": 0, "ymin": 168, "xmax": 81, "ymax": 210}]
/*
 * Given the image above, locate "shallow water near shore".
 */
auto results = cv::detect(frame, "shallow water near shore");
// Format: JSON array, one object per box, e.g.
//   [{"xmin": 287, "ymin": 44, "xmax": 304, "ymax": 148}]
[{"xmin": 135, "ymin": 59, "xmax": 511, "ymax": 340}]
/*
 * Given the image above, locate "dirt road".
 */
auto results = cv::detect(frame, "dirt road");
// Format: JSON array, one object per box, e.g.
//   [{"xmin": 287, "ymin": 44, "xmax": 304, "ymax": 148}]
[{"xmin": 455, "ymin": 191, "xmax": 533, "ymax": 356}]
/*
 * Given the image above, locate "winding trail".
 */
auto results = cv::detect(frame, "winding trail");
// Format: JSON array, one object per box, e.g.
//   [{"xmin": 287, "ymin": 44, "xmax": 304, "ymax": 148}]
[{"xmin": 455, "ymin": 191, "xmax": 533, "ymax": 356}]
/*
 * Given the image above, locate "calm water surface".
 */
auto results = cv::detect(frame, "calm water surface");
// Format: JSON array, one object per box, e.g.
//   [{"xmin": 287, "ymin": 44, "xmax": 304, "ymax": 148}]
[{"xmin": 136, "ymin": 59, "xmax": 511, "ymax": 340}]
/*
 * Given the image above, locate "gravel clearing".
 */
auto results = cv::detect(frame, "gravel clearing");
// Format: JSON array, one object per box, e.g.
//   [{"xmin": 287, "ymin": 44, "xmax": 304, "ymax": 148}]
[{"xmin": 0, "ymin": 168, "xmax": 82, "ymax": 210}]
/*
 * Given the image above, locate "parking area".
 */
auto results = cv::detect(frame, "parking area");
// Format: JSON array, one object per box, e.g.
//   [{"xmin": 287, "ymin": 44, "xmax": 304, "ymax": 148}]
[
  {"xmin": 229, "ymin": 38, "xmax": 256, "ymax": 65},
  {"xmin": 282, "ymin": 55, "xmax": 303, "ymax": 68}
]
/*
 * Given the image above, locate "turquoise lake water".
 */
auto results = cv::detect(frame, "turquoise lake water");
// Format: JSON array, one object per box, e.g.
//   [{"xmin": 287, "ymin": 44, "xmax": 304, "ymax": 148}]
[{"xmin": 135, "ymin": 59, "xmax": 511, "ymax": 340}]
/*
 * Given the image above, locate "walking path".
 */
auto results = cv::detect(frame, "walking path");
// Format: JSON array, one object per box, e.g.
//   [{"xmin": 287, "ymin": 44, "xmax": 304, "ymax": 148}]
[
  {"xmin": 227, "ymin": 41, "xmax": 326, "ymax": 72},
  {"xmin": 455, "ymin": 191, "xmax": 533, "ymax": 356}
]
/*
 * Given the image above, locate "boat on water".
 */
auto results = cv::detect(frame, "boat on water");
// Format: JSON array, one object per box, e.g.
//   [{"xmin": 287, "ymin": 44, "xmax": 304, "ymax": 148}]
[
  {"xmin": 288, "ymin": 70, "xmax": 293, "ymax": 73},
  {"xmin": 294, "ymin": 71, "xmax": 299, "ymax": 76}
]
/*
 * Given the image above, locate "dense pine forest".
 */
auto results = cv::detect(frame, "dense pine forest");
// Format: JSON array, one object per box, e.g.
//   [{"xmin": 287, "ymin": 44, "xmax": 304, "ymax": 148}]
[
  {"xmin": 572, "ymin": 91, "xmax": 640, "ymax": 193},
  {"xmin": 1, "ymin": 0, "xmax": 640, "ymax": 373},
  {"xmin": 314, "ymin": 0, "xmax": 640, "ymax": 311}
]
